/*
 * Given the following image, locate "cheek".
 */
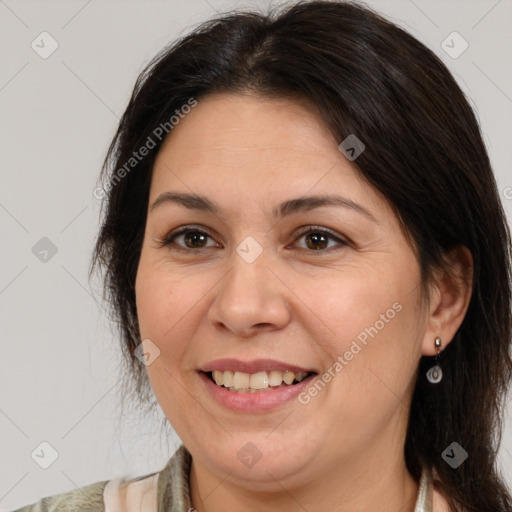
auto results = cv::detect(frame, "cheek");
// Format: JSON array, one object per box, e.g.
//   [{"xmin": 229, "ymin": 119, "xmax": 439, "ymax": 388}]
[
  {"xmin": 316, "ymin": 265, "xmax": 423, "ymax": 390},
  {"xmin": 135, "ymin": 261, "xmax": 181, "ymax": 376},
  {"xmin": 135, "ymin": 256, "xmax": 212, "ymax": 374},
  {"xmin": 315, "ymin": 271, "xmax": 400, "ymax": 340},
  {"xmin": 307, "ymin": 282, "xmax": 422, "ymax": 449},
  {"xmin": 134, "ymin": 263, "xmax": 193, "ymax": 414},
  {"xmin": 135, "ymin": 256, "xmax": 190, "ymax": 338}
]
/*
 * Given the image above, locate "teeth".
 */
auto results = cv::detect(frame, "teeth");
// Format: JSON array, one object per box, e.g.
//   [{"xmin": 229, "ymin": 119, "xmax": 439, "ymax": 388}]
[
  {"xmin": 268, "ymin": 370, "xmax": 283, "ymax": 387},
  {"xmin": 249, "ymin": 371, "xmax": 268, "ymax": 389},
  {"xmin": 233, "ymin": 371, "xmax": 250, "ymax": 389},
  {"xmin": 282, "ymin": 371, "xmax": 295, "ymax": 385},
  {"xmin": 213, "ymin": 370, "xmax": 223, "ymax": 385},
  {"xmin": 209, "ymin": 370, "xmax": 311, "ymax": 391},
  {"xmin": 223, "ymin": 371, "xmax": 234, "ymax": 387}
]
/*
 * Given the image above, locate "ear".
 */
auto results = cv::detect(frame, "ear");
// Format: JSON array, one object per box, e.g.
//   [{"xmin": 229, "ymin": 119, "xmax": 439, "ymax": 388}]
[{"xmin": 421, "ymin": 245, "xmax": 473, "ymax": 356}]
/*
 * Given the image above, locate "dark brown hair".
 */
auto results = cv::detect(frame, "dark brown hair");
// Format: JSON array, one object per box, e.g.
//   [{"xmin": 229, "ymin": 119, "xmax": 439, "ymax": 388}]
[{"xmin": 90, "ymin": 1, "xmax": 512, "ymax": 510}]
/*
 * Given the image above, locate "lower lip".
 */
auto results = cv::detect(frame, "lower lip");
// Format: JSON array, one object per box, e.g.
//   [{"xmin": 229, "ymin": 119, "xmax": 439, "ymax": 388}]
[{"xmin": 198, "ymin": 371, "xmax": 317, "ymax": 413}]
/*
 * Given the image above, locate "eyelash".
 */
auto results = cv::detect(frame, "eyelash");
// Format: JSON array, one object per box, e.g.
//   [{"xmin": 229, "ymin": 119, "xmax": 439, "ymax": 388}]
[{"xmin": 158, "ymin": 225, "xmax": 349, "ymax": 254}]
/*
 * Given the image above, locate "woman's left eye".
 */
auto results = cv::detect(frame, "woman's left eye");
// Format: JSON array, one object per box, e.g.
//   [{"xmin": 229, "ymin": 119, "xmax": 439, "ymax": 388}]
[
  {"xmin": 293, "ymin": 226, "xmax": 348, "ymax": 252},
  {"xmin": 159, "ymin": 225, "xmax": 348, "ymax": 253}
]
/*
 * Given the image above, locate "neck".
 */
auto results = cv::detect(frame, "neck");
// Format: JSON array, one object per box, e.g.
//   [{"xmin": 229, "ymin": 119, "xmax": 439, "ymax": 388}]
[{"xmin": 189, "ymin": 444, "xmax": 419, "ymax": 512}]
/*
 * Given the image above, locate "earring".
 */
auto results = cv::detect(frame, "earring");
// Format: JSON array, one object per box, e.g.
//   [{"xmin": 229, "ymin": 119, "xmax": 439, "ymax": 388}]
[{"xmin": 426, "ymin": 337, "xmax": 443, "ymax": 384}]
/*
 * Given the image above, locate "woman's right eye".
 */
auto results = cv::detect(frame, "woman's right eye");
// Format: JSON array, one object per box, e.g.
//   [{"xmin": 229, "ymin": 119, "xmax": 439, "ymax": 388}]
[{"xmin": 160, "ymin": 227, "xmax": 218, "ymax": 251}]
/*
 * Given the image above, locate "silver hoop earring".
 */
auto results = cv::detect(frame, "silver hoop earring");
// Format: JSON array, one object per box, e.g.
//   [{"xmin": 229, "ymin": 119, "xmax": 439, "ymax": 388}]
[{"xmin": 426, "ymin": 336, "xmax": 443, "ymax": 384}]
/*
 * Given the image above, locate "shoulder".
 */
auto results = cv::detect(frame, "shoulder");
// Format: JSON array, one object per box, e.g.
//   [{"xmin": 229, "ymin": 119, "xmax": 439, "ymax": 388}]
[
  {"xmin": 8, "ymin": 473, "xmax": 160, "ymax": 512},
  {"xmin": 8, "ymin": 479, "xmax": 109, "ymax": 512},
  {"xmin": 102, "ymin": 444, "xmax": 193, "ymax": 511},
  {"xmin": 8, "ymin": 445, "xmax": 192, "ymax": 512}
]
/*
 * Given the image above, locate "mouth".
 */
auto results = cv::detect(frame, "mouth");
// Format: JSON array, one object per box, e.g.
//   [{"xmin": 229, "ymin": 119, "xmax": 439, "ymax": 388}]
[
  {"xmin": 197, "ymin": 358, "xmax": 320, "ymax": 412},
  {"xmin": 198, "ymin": 366, "xmax": 319, "ymax": 413},
  {"xmin": 202, "ymin": 369, "xmax": 318, "ymax": 393}
]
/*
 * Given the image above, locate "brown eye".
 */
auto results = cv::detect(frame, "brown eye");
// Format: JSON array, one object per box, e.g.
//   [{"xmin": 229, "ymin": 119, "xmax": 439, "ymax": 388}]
[
  {"xmin": 294, "ymin": 227, "xmax": 348, "ymax": 253},
  {"xmin": 161, "ymin": 227, "xmax": 218, "ymax": 250},
  {"xmin": 304, "ymin": 232, "xmax": 329, "ymax": 250},
  {"xmin": 181, "ymin": 230, "xmax": 209, "ymax": 248}
]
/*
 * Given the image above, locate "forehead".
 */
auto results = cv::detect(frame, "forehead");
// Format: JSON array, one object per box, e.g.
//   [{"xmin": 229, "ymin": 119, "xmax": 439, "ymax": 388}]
[
  {"xmin": 149, "ymin": 92, "xmax": 389, "ymax": 219},
  {"xmin": 156, "ymin": 93, "xmax": 336, "ymax": 162}
]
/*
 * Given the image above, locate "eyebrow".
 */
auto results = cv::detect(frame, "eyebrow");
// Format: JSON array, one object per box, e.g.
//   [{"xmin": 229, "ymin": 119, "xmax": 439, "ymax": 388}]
[{"xmin": 150, "ymin": 192, "xmax": 378, "ymax": 222}]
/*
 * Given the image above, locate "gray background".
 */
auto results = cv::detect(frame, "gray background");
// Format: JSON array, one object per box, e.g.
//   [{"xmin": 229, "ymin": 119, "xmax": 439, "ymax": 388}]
[{"xmin": 1, "ymin": 0, "xmax": 511, "ymax": 509}]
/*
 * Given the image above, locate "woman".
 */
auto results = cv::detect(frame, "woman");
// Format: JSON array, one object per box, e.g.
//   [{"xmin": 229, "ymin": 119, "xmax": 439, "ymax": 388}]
[{"xmin": 11, "ymin": 1, "xmax": 512, "ymax": 511}]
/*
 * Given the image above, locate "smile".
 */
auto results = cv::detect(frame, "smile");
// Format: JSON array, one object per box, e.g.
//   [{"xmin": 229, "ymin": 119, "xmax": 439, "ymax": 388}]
[{"xmin": 198, "ymin": 370, "xmax": 319, "ymax": 413}]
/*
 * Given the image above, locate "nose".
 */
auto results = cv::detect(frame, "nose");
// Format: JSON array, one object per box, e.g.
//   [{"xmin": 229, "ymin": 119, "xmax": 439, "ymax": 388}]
[{"xmin": 206, "ymin": 247, "xmax": 292, "ymax": 337}]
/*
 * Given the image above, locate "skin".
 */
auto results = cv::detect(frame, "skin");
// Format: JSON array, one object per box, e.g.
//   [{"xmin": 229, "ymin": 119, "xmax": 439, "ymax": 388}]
[{"xmin": 135, "ymin": 92, "xmax": 473, "ymax": 512}]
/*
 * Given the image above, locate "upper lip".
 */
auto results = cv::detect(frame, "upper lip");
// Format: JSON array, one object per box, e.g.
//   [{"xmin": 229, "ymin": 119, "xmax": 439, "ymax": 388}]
[{"xmin": 199, "ymin": 358, "xmax": 317, "ymax": 374}]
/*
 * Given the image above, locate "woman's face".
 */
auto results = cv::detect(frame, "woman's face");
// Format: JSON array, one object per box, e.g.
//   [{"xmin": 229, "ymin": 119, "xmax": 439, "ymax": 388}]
[{"xmin": 135, "ymin": 92, "xmax": 432, "ymax": 488}]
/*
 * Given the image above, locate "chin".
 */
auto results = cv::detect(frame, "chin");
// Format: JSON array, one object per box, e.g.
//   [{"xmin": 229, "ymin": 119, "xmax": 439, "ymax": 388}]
[{"xmin": 200, "ymin": 434, "xmax": 319, "ymax": 486}]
